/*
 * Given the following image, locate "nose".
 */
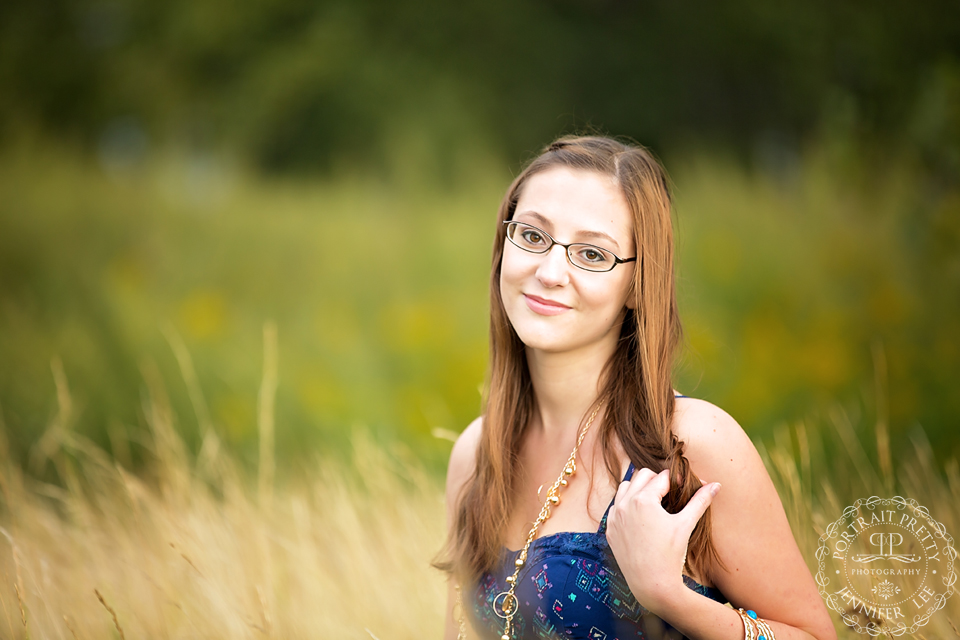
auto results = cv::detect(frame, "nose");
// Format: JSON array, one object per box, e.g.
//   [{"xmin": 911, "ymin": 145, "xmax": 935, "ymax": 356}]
[{"xmin": 535, "ymin": 244, "xmax": 571, "ymax": 287}]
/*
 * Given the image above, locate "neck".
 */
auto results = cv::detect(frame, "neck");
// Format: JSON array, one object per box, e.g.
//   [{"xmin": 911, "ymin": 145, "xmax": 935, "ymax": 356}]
[{"xmin": 525, "ymin": 339, "xmax": 616, "ymax": 440}]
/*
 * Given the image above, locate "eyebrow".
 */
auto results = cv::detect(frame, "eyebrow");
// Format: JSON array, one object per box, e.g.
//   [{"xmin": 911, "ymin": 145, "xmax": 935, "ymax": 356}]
[{"xmin": 516, "ymin": 211, "xmax": 622, "ymax": 251}]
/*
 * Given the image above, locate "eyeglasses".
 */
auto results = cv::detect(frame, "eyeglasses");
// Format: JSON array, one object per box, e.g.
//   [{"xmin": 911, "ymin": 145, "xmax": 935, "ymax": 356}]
[{"xmin": 503, "ymin": 221, "xmax": 637, "ymax": 272}]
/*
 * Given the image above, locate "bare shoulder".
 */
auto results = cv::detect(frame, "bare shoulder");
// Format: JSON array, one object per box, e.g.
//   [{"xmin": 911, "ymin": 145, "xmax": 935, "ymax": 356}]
[
  {"xmin": 671, "ymin": 397, "xmax": 773, "ymax": 533},
  {"xmin": 673, "ymin": 398, "xmax": 838, "ymax": 639},
  {"xmin": 444, "ymin": 416, "xmax": 483, "ymax": 523},
  {"xmin": 672, "ymin": 397, "xmax": 763, "ymax": 484}
]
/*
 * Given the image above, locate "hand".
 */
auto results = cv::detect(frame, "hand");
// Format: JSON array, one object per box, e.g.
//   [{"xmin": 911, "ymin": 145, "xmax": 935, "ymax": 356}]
[{"xmin": 605, "ymin": 468, "xmax": 721, "ymax": 616}]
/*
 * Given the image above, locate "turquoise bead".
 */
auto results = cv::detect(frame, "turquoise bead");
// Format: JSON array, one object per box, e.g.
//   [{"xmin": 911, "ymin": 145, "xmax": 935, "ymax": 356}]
[
  {"xmin": 758, "ymin": 636, "xmax": 766, "ymax": 640},
  {"xmin": 747, "ymin": 609, "xmax": 758, "ymax": 619}
]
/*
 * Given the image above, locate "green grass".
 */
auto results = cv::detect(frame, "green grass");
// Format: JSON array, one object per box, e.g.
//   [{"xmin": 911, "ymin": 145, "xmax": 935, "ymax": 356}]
[{"xmin": 0, "ymin": 134, "xmax": 958, "ymax": 476}]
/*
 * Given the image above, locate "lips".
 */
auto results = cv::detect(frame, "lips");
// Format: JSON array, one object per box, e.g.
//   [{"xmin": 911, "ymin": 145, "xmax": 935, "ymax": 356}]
[{"xmin": 524, "ymin": 294, "xmax": 571, "ymax": 316}]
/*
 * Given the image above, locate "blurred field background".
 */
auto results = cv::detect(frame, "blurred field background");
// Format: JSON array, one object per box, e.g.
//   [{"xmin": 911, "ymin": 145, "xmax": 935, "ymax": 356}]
[{"xmin": 1, "ymin": 0, "xmax": 960, "ymax": 636}]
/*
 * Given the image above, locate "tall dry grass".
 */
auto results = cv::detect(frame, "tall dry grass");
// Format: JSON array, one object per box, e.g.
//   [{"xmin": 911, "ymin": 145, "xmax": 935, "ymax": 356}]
[
  {"xmin": 758, "ymin": 351, "xmax": 960, "ymax": 639},
  {"xmin": 0, "ymin": 328, "xmax": 447, "ymax": 639},
  {"xmin": 0, "ymin": 336, "xmax": 957, "ymax": 638}
]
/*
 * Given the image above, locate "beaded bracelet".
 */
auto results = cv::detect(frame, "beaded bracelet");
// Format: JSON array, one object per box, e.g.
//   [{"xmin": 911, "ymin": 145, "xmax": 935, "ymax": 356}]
[
  {"xmin": 736, "ymin": 608, "xmax": 776, "ymax": 640},
  {"xmin": 735, "ymin": 608, "xmax": 756, "ymax": 640},
  {"xmin": 755, "ymin": 618, "xmax": 776, "ymax": 640}
]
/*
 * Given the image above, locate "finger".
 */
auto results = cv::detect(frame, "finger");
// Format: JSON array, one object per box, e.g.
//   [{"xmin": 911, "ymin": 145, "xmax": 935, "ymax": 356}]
[
  {"xmin": 619, "ymin": 467, "xmax": 659, "ymax": 502},
  {"xmin": 679, "ymin": 482, "xmax": 721, "ymax": 532},
  {"xmin": 614, "ymin": 477, "xmax": 632, "ymax": 505},
  {"xmin": 620, "ymin": 468, "xmax": 671, "ymax": 509},
  {"xmin": 645, "ymin": 468, "xmax": 671, "ymax": 500}
]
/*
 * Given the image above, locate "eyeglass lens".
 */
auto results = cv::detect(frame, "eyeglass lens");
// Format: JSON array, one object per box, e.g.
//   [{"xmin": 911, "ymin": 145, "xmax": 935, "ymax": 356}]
[{"xmin": 506, "ymin": 222, "xmax": 617, "ymax": 272}]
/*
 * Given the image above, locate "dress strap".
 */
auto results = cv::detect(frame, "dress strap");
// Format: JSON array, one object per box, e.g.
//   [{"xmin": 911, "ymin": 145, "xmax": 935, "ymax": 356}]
[
  {"xmin": 597, "ymin": 462, "xmax": 634, "ymax": 534},
  {"xmin": 599, "ymin": 394, "xmax": 684, "ymax": 532}
]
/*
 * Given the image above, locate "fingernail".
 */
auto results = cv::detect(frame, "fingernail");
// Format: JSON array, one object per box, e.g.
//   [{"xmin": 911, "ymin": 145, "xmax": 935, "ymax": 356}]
[{"xmin": 710, "ymin": 483, "xmax": 721, "ymax": 496}]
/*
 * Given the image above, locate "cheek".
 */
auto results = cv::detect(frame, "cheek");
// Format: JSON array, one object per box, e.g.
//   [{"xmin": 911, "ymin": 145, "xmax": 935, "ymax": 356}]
[
  {"xmin": 499, "ymin": 248, "xmax": 531, "ymax": 291},
  {"xmin": 581, "ymin": 275, "xmax": 632, "ymax": 316},
  {"xmin": 498, "ymin": 255, "xmax": 514, "ymax": 298},
  {"xmin": 498, "ymin": 254, "xmax": 522, "ymax": 312}
]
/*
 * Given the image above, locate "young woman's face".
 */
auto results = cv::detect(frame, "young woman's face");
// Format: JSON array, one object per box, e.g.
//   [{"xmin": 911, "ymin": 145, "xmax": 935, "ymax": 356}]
[{"xmin": 500, "ymin": 166, "xmax": 636, "ymax": 356}]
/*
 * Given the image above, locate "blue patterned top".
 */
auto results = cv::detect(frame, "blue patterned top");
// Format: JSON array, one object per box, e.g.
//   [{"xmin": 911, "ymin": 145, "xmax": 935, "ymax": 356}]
[{"xmin": 468, "ymin": 462, "xmax": 726, "ymax": 640}]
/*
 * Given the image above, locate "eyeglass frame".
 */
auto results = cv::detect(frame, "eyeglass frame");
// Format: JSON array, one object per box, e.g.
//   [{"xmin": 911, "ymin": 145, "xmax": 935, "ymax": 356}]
[{"xmin": 502, "ymin": 220, "xmax": 637, "ymax": 273}]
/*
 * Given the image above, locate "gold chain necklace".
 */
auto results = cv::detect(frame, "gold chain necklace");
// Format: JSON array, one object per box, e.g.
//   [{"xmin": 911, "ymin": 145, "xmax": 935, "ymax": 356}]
[{"xmin": 458, "ymin": 403, "xmax": 603, "ymax": 640}]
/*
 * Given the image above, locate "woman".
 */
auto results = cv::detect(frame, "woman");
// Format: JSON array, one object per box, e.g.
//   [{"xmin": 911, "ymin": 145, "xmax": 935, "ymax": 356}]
[{"xmin": 436, "ymin": 136, "xmax": 836, "ymax": 640}]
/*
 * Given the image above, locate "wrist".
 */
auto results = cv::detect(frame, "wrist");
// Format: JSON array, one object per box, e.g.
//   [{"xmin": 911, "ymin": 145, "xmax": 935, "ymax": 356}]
[
  {"xmin": 641, "ymin": 577, "xmax": 699, "ymax": 622},
  {"xmin": 627, "ymin": 573, "xmax": 693, "ymax": 619}
]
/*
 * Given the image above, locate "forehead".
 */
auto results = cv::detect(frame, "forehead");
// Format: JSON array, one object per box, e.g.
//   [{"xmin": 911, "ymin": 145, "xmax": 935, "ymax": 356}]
[{"xmin": 513, "ymin": 166, "xmax": 634, "ymax": 250}]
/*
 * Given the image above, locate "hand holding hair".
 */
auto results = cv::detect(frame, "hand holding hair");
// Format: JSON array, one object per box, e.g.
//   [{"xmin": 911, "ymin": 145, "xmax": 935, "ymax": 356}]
[{"xmin": 605, "ymin": 467, "xmax": 721, "ymax": 618}]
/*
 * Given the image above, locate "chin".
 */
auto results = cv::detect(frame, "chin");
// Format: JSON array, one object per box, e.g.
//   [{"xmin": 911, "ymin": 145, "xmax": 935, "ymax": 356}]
[
  {"xmin": 516, "ymin": 334, "xmax": 568, "ymax": 353},
  {"xmin": 509, "ymin": 311, "xmax": 625, "ymax": 357},
  {"xmin": 511, "ymin": 322, "xmax": 588, "ymax": 354},
  {"xmin": 505, "ymin": 308, "xmax": 564, "ymax": 349}
]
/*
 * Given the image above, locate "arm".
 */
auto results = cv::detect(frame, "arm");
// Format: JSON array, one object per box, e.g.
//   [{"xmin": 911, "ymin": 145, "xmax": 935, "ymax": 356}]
[
  {"xmin": 606, "ymin": 399, "xmax": 836, "ymax": 640},
  {"xmin": 442, "ymin": 417, "xmax": 483, "ymax": 640}
]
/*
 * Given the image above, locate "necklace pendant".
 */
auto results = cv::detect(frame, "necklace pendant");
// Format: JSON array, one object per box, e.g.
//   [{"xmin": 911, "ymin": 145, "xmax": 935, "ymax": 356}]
[{"xmin": 492, "ymin": 591, "xmax": 518, "ymax": 619}]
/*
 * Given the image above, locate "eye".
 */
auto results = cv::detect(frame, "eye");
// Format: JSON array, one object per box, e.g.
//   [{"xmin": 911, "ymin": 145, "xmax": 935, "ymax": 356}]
[
  {"xmin": 580, "ymin": 248, "xmax": 605, "ymax": 262},
  {"xmin": 570, "ymin": 245, "xmax": 615, "ymax": 270},
  {"xmin": 520, "ymin": 229, "xmax": 546, "ymax": 245}
]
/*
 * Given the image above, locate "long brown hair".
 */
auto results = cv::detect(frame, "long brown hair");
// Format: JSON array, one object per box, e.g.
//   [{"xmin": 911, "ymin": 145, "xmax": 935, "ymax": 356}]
[{"xmin": 436, "ymin": 135, "xmax": 722, "ymax": 585}]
